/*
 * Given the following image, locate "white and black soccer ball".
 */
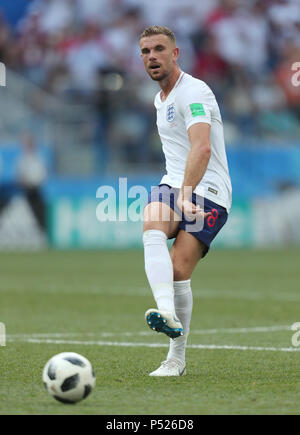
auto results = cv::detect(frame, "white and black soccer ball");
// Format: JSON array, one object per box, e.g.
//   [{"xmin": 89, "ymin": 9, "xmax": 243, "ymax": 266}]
[{"xmin": 42, "ymin": 352, "xmax": 96, "ymax": 404}]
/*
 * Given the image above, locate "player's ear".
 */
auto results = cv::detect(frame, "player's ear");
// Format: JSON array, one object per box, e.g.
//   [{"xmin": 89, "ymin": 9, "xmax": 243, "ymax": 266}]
[{"xmin": 172, "ymin": 47, "xmax": 179, "ymax": 62}]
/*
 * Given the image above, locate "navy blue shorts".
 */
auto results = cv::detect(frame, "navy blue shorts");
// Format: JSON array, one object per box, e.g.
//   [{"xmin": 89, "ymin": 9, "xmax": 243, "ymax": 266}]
[{"xmin": 147, "ymin": 184, "xmax": 228, "ymax": 257}]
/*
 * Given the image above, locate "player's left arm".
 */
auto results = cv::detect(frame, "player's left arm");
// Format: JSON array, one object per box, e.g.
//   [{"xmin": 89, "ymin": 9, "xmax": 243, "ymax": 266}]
[{"xmin": 177, "ymin": 122, "xmax": 212, "ymax": 220}]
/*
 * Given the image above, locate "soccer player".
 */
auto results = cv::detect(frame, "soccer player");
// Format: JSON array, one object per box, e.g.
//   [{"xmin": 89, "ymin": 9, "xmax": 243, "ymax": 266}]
[{"xmin": 140, "ymin": 26, "xmax": 232, "ymax": 376}]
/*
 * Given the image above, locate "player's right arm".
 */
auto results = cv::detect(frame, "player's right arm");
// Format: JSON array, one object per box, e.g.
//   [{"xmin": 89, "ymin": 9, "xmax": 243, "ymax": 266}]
[
  {"xmin": 177, "ymin": 122, "xmax": 212, "ymax": 221},
  {"xmin": 176, "ymin": 83, "xmax": 214, "ymax": 220}
]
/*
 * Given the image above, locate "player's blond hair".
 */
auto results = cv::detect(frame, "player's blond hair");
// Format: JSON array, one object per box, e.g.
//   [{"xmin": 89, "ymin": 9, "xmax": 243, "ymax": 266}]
[{"xmin": 139, "ymin": 26, "xmax": 176, "ymax": 44}]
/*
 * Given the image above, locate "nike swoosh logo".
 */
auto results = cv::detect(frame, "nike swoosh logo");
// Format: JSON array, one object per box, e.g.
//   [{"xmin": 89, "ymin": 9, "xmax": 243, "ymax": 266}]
[{"xmin": 179, "ymin": 366, "xmax": 186, "ymax": 376}]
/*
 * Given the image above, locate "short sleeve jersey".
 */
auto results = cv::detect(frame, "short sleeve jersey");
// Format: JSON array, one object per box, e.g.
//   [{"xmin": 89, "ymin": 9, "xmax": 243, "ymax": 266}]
[{"xmin": 154, "ymin": 71, "xmax": 232, "ymax": 212}]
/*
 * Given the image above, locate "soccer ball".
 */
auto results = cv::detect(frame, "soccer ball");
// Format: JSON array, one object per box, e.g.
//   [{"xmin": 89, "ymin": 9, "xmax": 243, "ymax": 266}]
[{"xmin": 42, "ymin": 352, "xmax": 96, "ymax": 404}]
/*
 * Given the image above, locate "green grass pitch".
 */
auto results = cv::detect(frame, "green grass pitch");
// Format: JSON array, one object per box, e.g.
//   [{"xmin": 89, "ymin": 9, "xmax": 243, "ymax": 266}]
[{"xmin": 1, "ymin": 247, "xmax": 300, "ymax": 415}]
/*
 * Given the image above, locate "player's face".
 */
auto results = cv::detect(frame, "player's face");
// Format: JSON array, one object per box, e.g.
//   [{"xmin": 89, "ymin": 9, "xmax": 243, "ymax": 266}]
[{"xmin": 140, "ymin": 34, "xmax": 179, "ymax": 82}]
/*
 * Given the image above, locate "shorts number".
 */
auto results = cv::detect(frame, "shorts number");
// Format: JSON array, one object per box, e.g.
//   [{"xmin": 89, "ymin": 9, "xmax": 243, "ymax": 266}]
[{"xmin": 207, "ymin": 208, "xmax": 219, "ymax": 228}]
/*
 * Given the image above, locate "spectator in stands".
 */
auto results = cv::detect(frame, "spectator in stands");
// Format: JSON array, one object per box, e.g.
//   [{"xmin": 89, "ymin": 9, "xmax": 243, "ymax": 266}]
[
  {"xmin": 0, "ymin": 0, "xmax": 299, "ymax": 150},
  {"xmin": 16, "ymin": 132, "xmax": 47, "ymax": 232}
]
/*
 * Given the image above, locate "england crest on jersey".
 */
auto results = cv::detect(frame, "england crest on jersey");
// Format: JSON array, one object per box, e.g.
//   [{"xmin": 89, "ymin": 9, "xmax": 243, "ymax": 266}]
[{"xmin": 166, "ymin": 103, "xmax": 176, "ymax": 123}]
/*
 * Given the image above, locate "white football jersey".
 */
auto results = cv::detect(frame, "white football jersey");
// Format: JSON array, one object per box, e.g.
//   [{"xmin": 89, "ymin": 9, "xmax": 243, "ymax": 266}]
[{"xmin": 154, "ymin": 71, "xmax": 232, "ymax": 212}]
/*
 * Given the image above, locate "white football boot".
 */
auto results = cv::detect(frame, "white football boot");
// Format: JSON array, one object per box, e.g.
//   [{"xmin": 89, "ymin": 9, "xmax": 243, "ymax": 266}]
[
  {"xmin": 145, "ymin": 308, "xmax": 183, "ymax": 339},
  {"xmin": 149, "ymin": 359, "xmax": 186, "ymax": 377}
]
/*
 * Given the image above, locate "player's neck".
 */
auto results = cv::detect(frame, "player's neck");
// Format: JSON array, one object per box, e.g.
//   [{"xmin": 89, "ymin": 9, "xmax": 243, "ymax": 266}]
[{"xmin": 159, "ymin": 67, "xmax": 182, "ymax": 102}]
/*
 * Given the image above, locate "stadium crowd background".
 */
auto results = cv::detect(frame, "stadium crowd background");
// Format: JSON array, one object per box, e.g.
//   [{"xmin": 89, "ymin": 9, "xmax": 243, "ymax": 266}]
[
  {"xmin": 0, "ymin": 0, "xmax": 300, "ymax": 250},
  {"xmin": 1, "ymin": 0, "xmax": 300, "ymax": 163}
]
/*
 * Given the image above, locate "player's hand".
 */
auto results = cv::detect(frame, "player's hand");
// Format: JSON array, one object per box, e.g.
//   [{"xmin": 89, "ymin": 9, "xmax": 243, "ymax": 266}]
[{"xmin": 177, "ymin": 197, "xmax": 211, "ymax": 222}]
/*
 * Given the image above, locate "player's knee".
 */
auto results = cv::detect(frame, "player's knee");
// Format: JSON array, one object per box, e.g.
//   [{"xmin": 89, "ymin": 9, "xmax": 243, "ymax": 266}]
[
  {"xmin": 172, "ymin": 258, "xmax": 191, "ymax": 281},
  {"xmin": 143, "ymin": 204, "xmax": 177, "ymax": 236},
  {"xmin": 143, "ymin": 221, "xmax": 167, "ymax": 234},
  {"xmin": 144, "ymin": 204, "xmax": 160, "ymax": 232}
]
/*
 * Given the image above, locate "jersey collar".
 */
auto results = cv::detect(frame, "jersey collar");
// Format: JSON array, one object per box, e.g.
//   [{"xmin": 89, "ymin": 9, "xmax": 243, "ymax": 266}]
[{"xmin": 159, "ymin": 71, "xmax": 185, "ymax": 103}]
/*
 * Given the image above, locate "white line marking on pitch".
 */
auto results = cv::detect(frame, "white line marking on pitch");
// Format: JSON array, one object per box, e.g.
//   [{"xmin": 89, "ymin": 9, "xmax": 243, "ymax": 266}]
[
  {"xmin": 7, "ymin": 325, "xmax": 291, "ymax": 340},
  {"xmin": 8, "ymin": 337, "xmax": 300, "ymax": 353}
]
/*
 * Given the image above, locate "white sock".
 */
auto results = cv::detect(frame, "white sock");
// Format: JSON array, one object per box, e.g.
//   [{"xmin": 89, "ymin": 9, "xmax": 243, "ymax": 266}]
[
  {"xmin": 143, "ymin": 230, "xmax": 175, "ymax": 314},
  {"xmin": 167, "ymin": 280, "xmax": 193, "ymax": 364}
]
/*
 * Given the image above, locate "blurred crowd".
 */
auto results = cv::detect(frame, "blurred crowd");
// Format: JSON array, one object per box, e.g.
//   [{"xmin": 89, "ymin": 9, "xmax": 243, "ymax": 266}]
[{"xmin": 0, "ymin": 0, "xmax": 300, "ymax": 152}]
